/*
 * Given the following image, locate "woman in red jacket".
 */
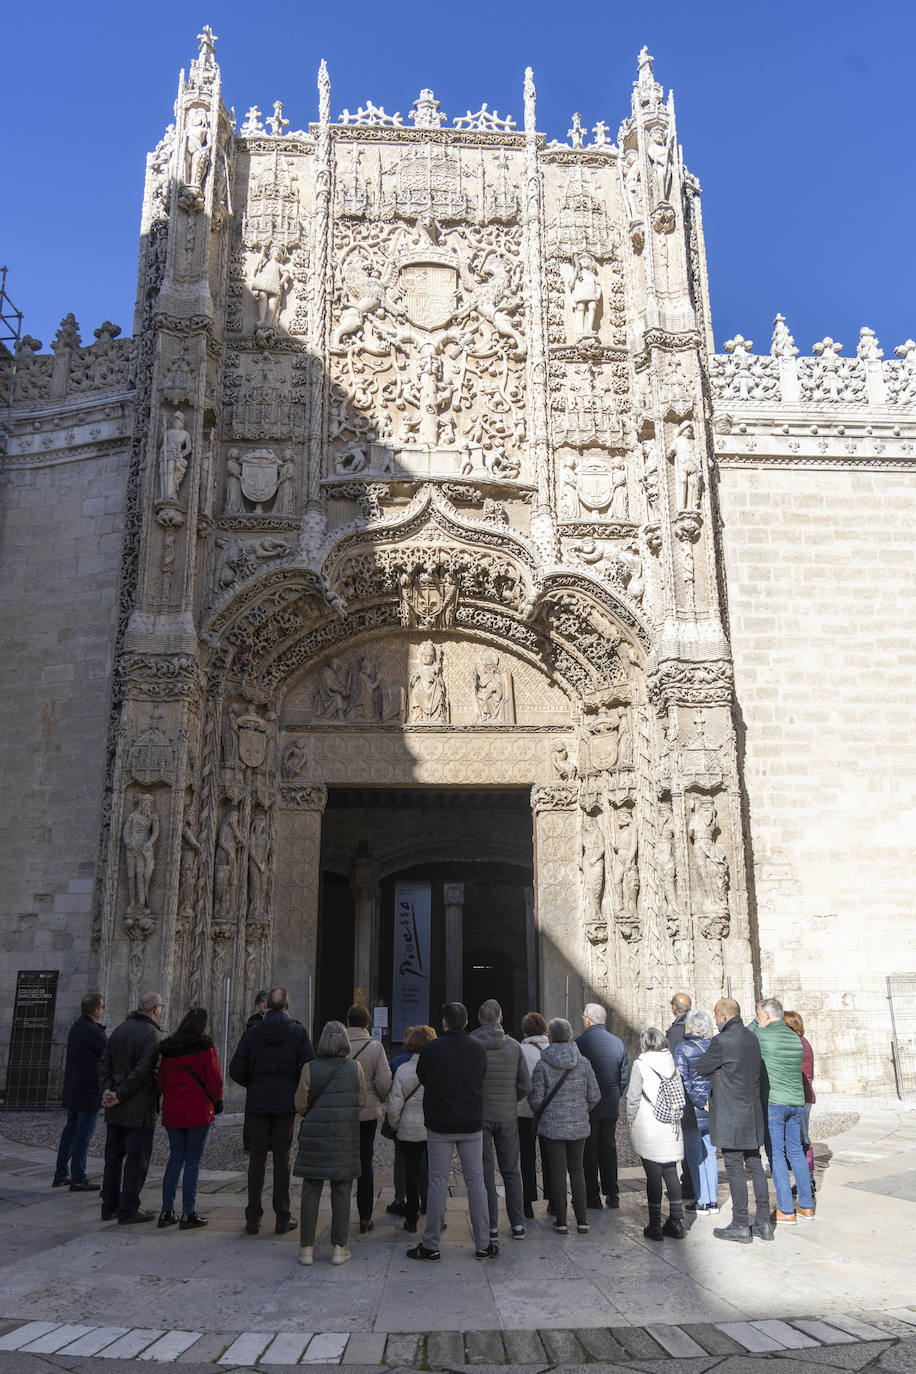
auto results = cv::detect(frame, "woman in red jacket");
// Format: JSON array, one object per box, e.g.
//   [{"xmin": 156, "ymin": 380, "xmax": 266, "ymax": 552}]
[{"xmin": 156, "ymin": 1007, "xmax": 223, "ymax": 1230}]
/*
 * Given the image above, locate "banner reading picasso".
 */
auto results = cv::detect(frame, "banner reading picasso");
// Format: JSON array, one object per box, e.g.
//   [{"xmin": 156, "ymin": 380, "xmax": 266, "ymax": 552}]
[{"xmin": 392, "ymin": 881, "xmax": 431, "ymax": 1043}]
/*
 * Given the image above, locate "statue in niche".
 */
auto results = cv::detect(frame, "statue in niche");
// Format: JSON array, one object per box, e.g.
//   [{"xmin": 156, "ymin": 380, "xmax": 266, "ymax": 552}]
[
  {"xmin": 551, "ymin": 739, "xmax": 576, "ymax": 781},
  {"xmin": 688, "ymin": 795, "xmax": 730, "ymax": 919},
  {"xmin": 610, "ymin": 455, "xmax": 628, "ymax": 520},
  {"xmin": 656, "ymin": 806, "xmax": 681, "ymax": 936},
  {"xmin": 225, "ymin": 451, "xmax": 243, "ymax": 513},
  {"xmin": 247, "ymin": 812, "xmax": 270, "ymax": 922},
  {"xmin": 646, "ymin": 123, "xmax": 673, "ymax": 204},
  {"xmin": 615, "ymin": 705, "xmax": 633, "ymax": 768},
  {"xmin": 252, "ymin": 244, "xmax": 293, "ymax": 330},
  {"xmin": 274, "ymin": 458, "xmax": 296, "ymax": 513},
  {"xmin": 123, "ymin": 794, "xmax": 159, "ymax": 913},
  {"xmin": 562, "ymin": 253, "xmax": 602, "ymax": 342},
  {"xmin": 623, "ymin": 149, "xmax": 643, "ymax": 220},
  {"xmin": 559, "ymin": 457, "xmax": 579, "ymax": 521},
  {"xmin": 350, "ymin": 657, "xmax": 381, "ymax": 722},
  {"xmin": 580, "ymin": 809, "xmax": 607, "ymax": 944},
  {"xmin": 618, "ymin": 541, "xmax": 644, "ymax": 606},
  {"xmin": 408, "ymin": 641, "xmax": 448, "ymax": 723},
  {"xmin": 668, "ymin": 420, "xmax": 701, "ymax": 511},
  {"xmin": 159, "ymin": 411, "xmax": 193, "ymax": 503},
  {"xmin": 214, "ymin": 807, "xmax": 243, "ymax": 919},
  {"xmin": 314, "ymin": 658, "xmax": 351, "ymax": 721},
  {"xmin": 473, "ymin": 652, "xmax": 514, "ymax": 724},
  {"xmin": 183, "ymin": 107, "xmax": 210, "ymax": 192},
  {"xmin": 178, "ymin": 822, "xmax": 202, "ymax": 922},
  {"xmin": 610, "ymin": 805, "xmax": 639, "ymax": 940},
  {"xmin": 281, "ymin": 737, "xmax": 309, "ymax": 781},
  {"xmin": 640, "ymin": 441, "xmax": 660, "ymax": 521},
  {"xmin": 221, "ymin": 705, "xmax": 243, "ymax": 765}
]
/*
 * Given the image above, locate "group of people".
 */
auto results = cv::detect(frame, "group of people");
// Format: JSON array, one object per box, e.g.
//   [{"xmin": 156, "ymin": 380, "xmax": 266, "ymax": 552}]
[{"xmin": 51, "ymin": 981, "xmax": 816, "ymax": 1261}]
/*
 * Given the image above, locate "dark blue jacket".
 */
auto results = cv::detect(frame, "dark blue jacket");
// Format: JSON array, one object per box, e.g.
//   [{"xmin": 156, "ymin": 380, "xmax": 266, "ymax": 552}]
[
  {"xmin": 229, "ymin": 1011, "xmax": 315, "ymax": 1114},
  {"xmin": 575, "ymin": 1024, "xmax": 630, "ymax": 1120},
  {"xmin": 62, "ymin": 1015, "xmax": 108, "ymax": 1112},
  {"xmin": 674, "ymin": 1034, "xmax": 711, "ymax": 1131},
  {"xmin": 417, "ymin": 1030, "xmax": 487, "ymax": 1135}
]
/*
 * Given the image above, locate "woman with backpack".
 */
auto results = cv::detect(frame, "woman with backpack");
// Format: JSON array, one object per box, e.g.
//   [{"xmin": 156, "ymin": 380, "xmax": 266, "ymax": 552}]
[
  {"xmin": 294, "ymin": 1020, "xmax": 367, "ymax": 1266},
  {"xmin": 385, "ymin": 1024, "xmax": 436, "ymax": 1233},
  {"xmin": 626, "ymin": 1026, "xmax": 686, "ymax": 1241},
  {"xmin": 156, "ymin": 1006, "xmax": 223, "ymax": 1230},
  {"xmin": 527, "ymin": 1017, "xmax": 600, "ymax": 1235}
]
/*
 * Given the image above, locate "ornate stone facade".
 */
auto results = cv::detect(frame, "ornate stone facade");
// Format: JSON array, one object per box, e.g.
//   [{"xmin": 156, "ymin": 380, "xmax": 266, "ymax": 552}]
[{"xmin": 1, "ymin": 34, "xmax": 914, "ymax": 1094}]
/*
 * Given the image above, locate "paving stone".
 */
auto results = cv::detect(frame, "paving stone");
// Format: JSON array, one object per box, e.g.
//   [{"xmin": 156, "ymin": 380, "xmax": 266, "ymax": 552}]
[
  {"xmin": 97, "ymin": 1330, "xmax": 167, "ymax": 1359},
  {"xmin": 751, "ymin": 1321, "xmax": 819, "ymax": 1349},
  {"xmin": 873, "ymin": 1339, "xmax": 916, "ymax": 1373},
  {"xmin": 465, "ymin": 1330, "xmax": 506, "ymax": 1364},
  {"xmin": 779, "ymin": 1344, "xmax": 896, "ymax": 1370},
  {"xmin": 825, "ymin": 1316, "xmax": 898, "ymax": 1342},
  {"xmin": 645, "ymin": 1324, "xmax": 709, "ymax": 1357},
  {"xmin": 56, "ymin": 1326, "xmax": 131, "ymax": 1356},
  {"xmin": 218, "ymin": 1333, "xmax": 274, "ymax": 1366},
  {"xmin": 139, "ymin": 1331, "xmax": 204, "ymax": 1362},
  {"xmin": 683, "ymin": 1323, "xmax": 747, "ymax": 1355},
  {"xmin": 301, "ymin": 1332, "xmax": 348, "ymax": 1363},
  {"xmin": 609, "ymin": 1325, "xmax": 669, "ymax": 1359},
  {"xmin": 503, "ymin": 1329, "xmax": 548, "ymax": 1363},
  {"xmin": 886, "ymin": 1312, "xmax": 916, "ymax": 1329},
  {"xmin": 426, "ymin": 1331, "xmax": 465, "ymax": 1367},
  {"xmin": 342, "ymin": 1334, "xmax": 387, "ymax": 1365},
  {"xmin": 539, "ymin": 1329, "xmax": 585, "ymax": 1364},
  {"xmin": 715, "ymin": 1322, "xmax": 787, "ymax": 1352},
  {"xmin": 258, "ymin": 1332, "xmax": 312, "ymax": 1365},
  {"xmin": 20, "ymin": 1324, "xmax": 95, "ymax": 1354},
  {"xmin": 178, "ymin": 1334, "xmax": 236, "ymax": 1363},
  {"xmin": 789, "ymin": 1321, "xmax": 856, "ymax": 1346},
  {"xmin": 0, "ymin": 1323, "xmax": 64, "ymax": 1351},
  {"xmin": 384, "ymin": 1334, "xmax": 422, "ymax": 1366}
]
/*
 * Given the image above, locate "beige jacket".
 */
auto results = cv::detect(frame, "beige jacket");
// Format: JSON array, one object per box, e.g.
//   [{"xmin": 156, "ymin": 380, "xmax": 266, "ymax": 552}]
[{"xmin": 347, "ymin": 1027, "xmax": 392, "ymax": 1122}]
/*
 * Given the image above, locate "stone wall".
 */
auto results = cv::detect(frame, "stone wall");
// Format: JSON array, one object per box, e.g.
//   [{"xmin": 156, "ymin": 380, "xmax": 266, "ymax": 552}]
[
  {"xmin": 717, "ymin": 462, "xmax": 916, "ymax": 1090},
  {"xmin": 0, "ymin": 447, "xmax": 127, "ymax": 1089}
]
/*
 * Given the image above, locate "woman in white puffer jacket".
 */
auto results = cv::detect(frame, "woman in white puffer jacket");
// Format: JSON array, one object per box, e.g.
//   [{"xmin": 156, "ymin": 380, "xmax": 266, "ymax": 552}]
[
  {"xmin": 386, "ymin": 1024, "xmax": 436, "ymax": 1235},
  {"xmin": 626, "ymin": 1026, "xmax": 686, "ymax": 1243}
]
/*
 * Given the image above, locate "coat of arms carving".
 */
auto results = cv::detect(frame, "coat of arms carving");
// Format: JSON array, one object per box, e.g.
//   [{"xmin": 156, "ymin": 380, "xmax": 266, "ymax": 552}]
[
  {"xmin": 240, "ymin": 448, "xmax": 281, "ymax": 509},
  {"xmin": 236, "ymin": 713, "xmax": 270, "ymax": 768},
  {"xmin": 399, "ymin": 260, "xmax": 459, "ymax": 330}
]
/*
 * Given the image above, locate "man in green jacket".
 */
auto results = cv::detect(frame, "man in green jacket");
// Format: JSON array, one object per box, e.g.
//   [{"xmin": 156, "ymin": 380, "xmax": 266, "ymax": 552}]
[{"xmin": 750, "ymin": 999, "xmax": 814, "ymax": 1224}]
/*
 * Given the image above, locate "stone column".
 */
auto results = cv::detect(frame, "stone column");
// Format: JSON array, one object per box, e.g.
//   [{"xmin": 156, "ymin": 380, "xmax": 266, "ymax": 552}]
[
  {"xmin": 352, "ymin": 856, "xmax": 376, "ymax": 1007},
  {"xmin": 443, "ymin": 882, "xmax": 465, "ymax": 1004},
  {"xmin": 531, "ymin": 785, "xmax": 582, "ymax": 1021},
  {"xmin": 274, "ymin": 784, "xmax": 327, "ymax": 1034}
]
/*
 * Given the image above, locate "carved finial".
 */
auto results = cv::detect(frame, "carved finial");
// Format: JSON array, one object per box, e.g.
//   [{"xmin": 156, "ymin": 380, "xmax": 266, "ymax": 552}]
[
  {"xmin": 241, "ymin": 105, "xmax": 264, "ymax": 135},
  {"xmin": 770, "ymin": 313, "xmax": 799, "ymax": 359},
  {"xmin": 637, "ymin": 45, "xmax": 654, "ymax": 80},
  {"xmin": 592, "ymin": 120, "xmax": 610, "ymax": 146},
  {"xmin": 723, "ymin": 334, "xmax": 754, "ymax": 357},
  {"xmin": 267, "ymin": 101, "xmax": 289, "ymax": 137},
  {"xmin": 52, "ymin": 313, "xmax": 81, "ymax": 352},
  {"xmin": 524, "ymin": 67, "xmax": 536, "ymax": 135},
  {"xmin": 812, "ymin": 336, "xmax": 843, "ymax": 358},
  {"xmin": 857, "ymin": 326, "xmax": 883, "ymax": 362},
  {"xmin": 409, "ymin": 88, "xmax": 446, "ymax": 129},
  {"xmin": 318, "ymin": 60, "xmax": 330, "ymax": 126},
  {"xmin": 895, "ymin": 338, "xmax": 916, "ymax": 364},
  {"xmin": 197, "ymin": 25, "xmax": 218, "ymax": 65},
  {"xmin": 93, "ymin": 321, "xmax": 121, "ymax": 345},
  {"xmin": 567, "ymin": 113, "xmax": 585, "ymax": 148}
]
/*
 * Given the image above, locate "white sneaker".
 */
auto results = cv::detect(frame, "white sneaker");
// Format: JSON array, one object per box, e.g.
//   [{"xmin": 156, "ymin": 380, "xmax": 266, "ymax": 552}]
[
  {"xmin": 330, "ymin": 1245, "xmax": 351, "ymax": 1265},
  {"xmin": 298, "ymin": 1246, "xmax": 313, "ymax": 1266}
]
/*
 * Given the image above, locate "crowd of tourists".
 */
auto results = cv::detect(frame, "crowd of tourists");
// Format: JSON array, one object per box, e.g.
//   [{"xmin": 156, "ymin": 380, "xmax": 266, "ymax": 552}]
[{"xmin": 50, "ymin": 984, "xmax": 816, "ymax": 1262}]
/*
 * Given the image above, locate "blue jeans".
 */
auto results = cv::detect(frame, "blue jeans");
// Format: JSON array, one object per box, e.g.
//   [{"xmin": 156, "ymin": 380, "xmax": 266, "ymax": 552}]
[
  {"xmin": 55, "ymin": 1109, "xmax": 99, "ymax": 1184},
  {"xmin": 162, "ymin": 1125, "xmax": 210, "ymax": 1215},
  {"xmin": 683, "ymin": 1124, "xmax": 718, "ymax": 1206},
  {"xmin": 768, "ymin": 1104, "xmax": 812, "ymax": 1213}
]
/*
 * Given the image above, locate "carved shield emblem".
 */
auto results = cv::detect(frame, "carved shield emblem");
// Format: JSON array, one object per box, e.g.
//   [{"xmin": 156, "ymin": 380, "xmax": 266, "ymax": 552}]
[
  {"xmin": 576, "ymin": 460, "xmax": 613, "ymax": 512},
  {"xmin": 236, "ymin": 714, "xmax": 269, "ymax": 768},
  {"xmin": 240, "ymin": 450, "xmax": 280, "ymax": 506},
  {"xmin": 127, "ymin": 727, "xmax": 175, "ymax": 785},
  {"xmin": 400, "ymin": 263, "xmax": 458, "ymax": 330}
]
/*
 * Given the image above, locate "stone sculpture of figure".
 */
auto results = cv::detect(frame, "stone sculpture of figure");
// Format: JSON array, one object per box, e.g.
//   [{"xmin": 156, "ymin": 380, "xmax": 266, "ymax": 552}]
[
  {"xmin": 281, "ymin": 737, "xmax": 308, "ymax": 781},
  {"xmin": 611, "ymin": 806, "xmax": 639, "ymax": 939},
  {"xmin": 408, "ymin": 641, "xmax": 448, "ymax": 723},
  {"xmin": 350, "ymin": 657, "xmax": 381, "ymax": 722},
  {"xmin": 214, "ymin": 807, "xmax": 243, "ymax": 919},
  {"xmin": 646, "ymin": 123, "xmax": 673, "ymax": 204},
  {"xmin": 224, "ymin": 450, "xmax": 243, "ymax": 513},
  {"xmin": 610, "ymin": 455, "xmax": 629, "ymax": 520},
  {"xmin": 615, "ymin": 705, "xmax": 633, "ymax": 768},
  {"xmin": 457, "ymin": 250, "xmax": 526, "ymax": 356},
  {"xmin": 473, "ymin": 652, "xmax": 513, "ymax": 723},
  {"xmin": 252, "ymin": 245, "xmax": 293, "ymax": 329},
  {"xmin": 123, "ymin": 794, "xmax": 159, "ymax": 913},
  {"xmin": 656, "ymin": 806, "xmax": 680, "ymax": 935},
  {"xmin": 178, "ymin": 823, "xmax": 202, "ymax": 921},
  {"xmin": 560, "ymin": 456, "xmax": 579, "ymax": 520},
  {"xmin": 565, "ymin": 253, "xmax": 602, "ymax": 341},
  {"xmin": 184, "ymin": 107, "xmax": 210, "ymax": 191},
  {"xmin": 314, "ymin": 658, "xmax": 351, "ymax": 720},
  {"xmin": 623, "ymin": 149, "xmax": 643, "ymax": 220},
  {"xmin": 688, "ymin": 795, "xmax": 730, "ymax": 915},
  {"xmin": 159, "ymin": 411, "xmax": 193, "ymax": 503},
  {"xmin": 551, "ymin": 739, "xmax": 576, "ymax": 781},
  {"xmin": 247, "ymin": 812, "xmax": 270, "ymax": 921},
  {"xmin": 668, "ymin": 420, "xmax": 701, "ymax": 512},
  {"xmin": 580, "ymin": 810, "xmax": 606, "ymax": 940},
  {"xmin": 640, "ymin": 440, "xmax": 660, "ymax": 520},
  {"xmin": 274, "ymin": 459, "xmax": 296, "ymax": 513},
  {"xmin": 619, "ymin": 541, "xmax": 644, "ymax": 606}
]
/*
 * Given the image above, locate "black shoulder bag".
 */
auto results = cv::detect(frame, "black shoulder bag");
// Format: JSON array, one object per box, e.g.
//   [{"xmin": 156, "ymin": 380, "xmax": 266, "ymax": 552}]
[
  {"xmin": 182, "ymin": 1063, "xmax": 224, "ymax": 1115},
  {"xmin": 532, "ymin": 1067, "xmax": 574, "ymax": 1128}
]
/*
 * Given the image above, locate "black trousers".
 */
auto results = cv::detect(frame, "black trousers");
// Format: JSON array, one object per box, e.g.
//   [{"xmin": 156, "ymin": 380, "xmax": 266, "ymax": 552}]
[
  {"xmin": 246, "ymin": 1111, "xmax": 295, "ymax": 1225},
  {"xmin": 518, "ymin": 1116, "xmax": 552, "ymax": 1203},
  {"xmin": 542, "ymin": 1136, "xmax": 587, "ymax": 1227},
  {"xmin": 102, "ymin": 1123, "xmax": 155, "ymax": 1219},
  {"xmin": 640, "ymin": 1157, "xmax": 683, "ymax": 1221},
  {"xmin": 357, "ymin": 1119, "xmax": 377, "ymax": 1221},
  {"xmin": 583, "ymin": 1117, "xmax": 619, "ymax": 1203},
  {"xmin": 399, "ymin": 1139, "xmax": 428, "ymax": 1223},
  {"xmin": 722, "ymin": 1147, "xmax": 769, "ymax": 1227}
]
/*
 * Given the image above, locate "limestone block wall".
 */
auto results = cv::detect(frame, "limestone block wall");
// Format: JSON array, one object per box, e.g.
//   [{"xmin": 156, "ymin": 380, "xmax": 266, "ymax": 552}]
[
  {"xmin": 0, "ymin": 448, "xmax": 128, "ymax": 1090},
  {"xmin": 717, "ymin": 463, "xmax": 916, "ymax": 1090}
]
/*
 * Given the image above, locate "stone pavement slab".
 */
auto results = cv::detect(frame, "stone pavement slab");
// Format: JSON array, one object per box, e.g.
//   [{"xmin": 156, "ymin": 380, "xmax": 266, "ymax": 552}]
[{"xmin": 425, "ymin": 1330, "xmax": 464, "ymax": 1367}]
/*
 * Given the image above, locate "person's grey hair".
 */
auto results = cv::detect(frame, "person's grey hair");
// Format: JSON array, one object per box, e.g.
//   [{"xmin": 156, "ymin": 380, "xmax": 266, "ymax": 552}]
[
  {"xmin": 759, "ymin": 997, "xmax": 784, "ymax": 1020},
  {"xmin": 583, "ymin": 1002, "xmax": 607, "ymax": 1025},
  {"xmin": 478, "ymin": 999, "xmax": 502, "ymax": 1025},
  {"xmin": 685, "ymin": 1008, "xmax": 715, "ymax": 1040},
  {"xmin": 547, "ymin": 1017, "xmax": 573, "ymax": 1043},
  {"xmin": 640, "ymin": 1026, "xmax": 668, "ymax": 1053},
  {"xmin": 317, "ymin": 1020, "xmax": 350, "ymax": 1057},
  {"xmin": 139, "ymin": 991, "xmax": 162, "ymax": 1012},
  {"xmin": 267, "ymin": 987, "xmax": 289, "ymax": 1012}
]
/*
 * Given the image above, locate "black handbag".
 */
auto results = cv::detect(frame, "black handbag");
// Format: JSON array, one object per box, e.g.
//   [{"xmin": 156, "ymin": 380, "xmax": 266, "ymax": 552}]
[{"xmin": 183, "ymin": 1063, "xmax": 223, "ymax": 1115}]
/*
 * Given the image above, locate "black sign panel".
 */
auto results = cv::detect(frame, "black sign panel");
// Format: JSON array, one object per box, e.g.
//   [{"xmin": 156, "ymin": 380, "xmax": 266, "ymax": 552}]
[{"xmin": 5, "ymin": 970, "xmax": 59, "ymax": 1107}]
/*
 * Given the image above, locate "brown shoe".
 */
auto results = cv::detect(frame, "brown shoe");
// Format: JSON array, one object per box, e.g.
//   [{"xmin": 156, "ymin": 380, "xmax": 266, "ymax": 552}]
[
  {"xmin": 772, "ymin": 1208, "xmax": 796, "ymax": 1225},
  {"xmin": 795, "ymin": 1206, "xmax": 815, "ymax": 1220}
]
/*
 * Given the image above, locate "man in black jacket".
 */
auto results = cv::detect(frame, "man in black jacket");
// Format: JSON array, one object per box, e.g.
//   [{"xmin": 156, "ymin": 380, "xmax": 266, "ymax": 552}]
[
  {"xmin": 577, "ymin": 1003, "xmax": 629, "ymax": 1209},
  {"xmin": 408, "ymin": 1001, "xmax": 492, "ymax": 1262},
  {"xmin": 99, "ymin": 991, "xmax": 162, "ymax": 1223},
  {"xmin": 53, "ymin": 992, "xmax": 107, "ymax": 1191},
  {"xmin": 229, "ymin": 987, "xmax": 314, "ymax": 1235},
  {"xmin": 695, "ymin": 997, "xmax": 773, "ymax": 1244}
]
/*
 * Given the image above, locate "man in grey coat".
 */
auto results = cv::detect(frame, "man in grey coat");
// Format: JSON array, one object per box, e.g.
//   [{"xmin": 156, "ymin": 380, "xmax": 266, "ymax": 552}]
[
  {"xmin": 99, "ymin": 991, "xmax": 163, "ymax": 1224},
  {"xmin": 471, "ymin": 999, "xmax": 531, "ymax": 1240}
]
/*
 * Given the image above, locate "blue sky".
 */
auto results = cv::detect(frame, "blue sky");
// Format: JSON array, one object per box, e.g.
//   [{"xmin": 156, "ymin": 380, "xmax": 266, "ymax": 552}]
[{"xmin": 3, "ymin": 0, "xmax": 914, "ymax": 357}]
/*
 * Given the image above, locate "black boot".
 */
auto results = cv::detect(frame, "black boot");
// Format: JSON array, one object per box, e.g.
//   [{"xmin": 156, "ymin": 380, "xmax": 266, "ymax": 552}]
[
  {"xmin": 663, "ymin": 1216, "xmax": 685, "ymax": 1239},
  {"xmin": 179, "ymin": 1211, "xmax": 208, "ymax": 1230},
  {"xmin": 752, "ymin": 1214, "xmax": 775, "ymax": 1241},
  {"xmin": 714, "ymin": 1220, "xmax": 752, "ymax": 1243},
  {"xmin": 643, "ymin": 1206, "xmax": 664, "ymax": 1242},
  {"xmin": 157, "ymin": 1210, "xmax": 178, "ymax": 1228}
]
